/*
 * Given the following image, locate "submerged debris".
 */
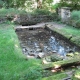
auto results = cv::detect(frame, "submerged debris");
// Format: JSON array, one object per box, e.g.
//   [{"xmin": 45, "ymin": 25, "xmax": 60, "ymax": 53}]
[{"xmin": 16, "ymin": 27, "xmax": 79, "ymax": 60}]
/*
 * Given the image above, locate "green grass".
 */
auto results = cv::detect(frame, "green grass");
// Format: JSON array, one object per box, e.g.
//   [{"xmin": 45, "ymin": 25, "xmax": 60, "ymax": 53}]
[
  {"xmin": 42, "ymin": 72, "xmax": 67, "ymax": 80},
  {"xmin": 74, "ymin": 69, "xmax": 80, "ymax": 80},
  {"xmin": 51, "ymin": 25, "xmax": 80, "ymax": 46},
  {"xmin": 0, "ymin": 22, "xmax": 42, "ymax": 80},
  {"xmin": 62, "ymin": 26, "xmax": 80, "ymax": 45}
]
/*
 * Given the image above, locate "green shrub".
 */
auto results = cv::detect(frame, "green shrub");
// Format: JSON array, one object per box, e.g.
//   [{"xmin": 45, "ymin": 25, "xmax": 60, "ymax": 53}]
[
  {"xmin": 33, "ymin": 9, "xmax": 52, "ymax": 16},
  {"xmin": 71, "ymin": 11, "xmax": 80, "ymax": 28},
  {"xmin": 0, "ymin": 0, "xmax": 4, "ymax": 8},
  {"xmin": 0, "ymin": 8, "xmax": 27, "ymax": 17}
]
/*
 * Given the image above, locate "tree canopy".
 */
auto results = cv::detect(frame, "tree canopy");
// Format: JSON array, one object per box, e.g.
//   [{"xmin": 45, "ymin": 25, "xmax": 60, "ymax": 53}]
[
  {"xmin": 0, "ymin": 0, "xmax": 53, "ymax": 9},
  {"xmin": 58, "ymin": 0, "xmax": 80, "ymax": 10},
  {"xmin": 0, "ymin": 0, "xmax": 80, "ymax": 11}
]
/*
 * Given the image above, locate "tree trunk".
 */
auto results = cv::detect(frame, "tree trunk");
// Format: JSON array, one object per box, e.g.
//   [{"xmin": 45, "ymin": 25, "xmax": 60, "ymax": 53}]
[{"xmin": 37, "ymin": 0, "xmax": 42, "ymax": 9}]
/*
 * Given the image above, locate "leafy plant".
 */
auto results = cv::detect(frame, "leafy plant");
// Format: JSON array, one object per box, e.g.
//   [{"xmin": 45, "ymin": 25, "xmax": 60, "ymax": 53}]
[
  {"xmin": 0, "ymin": 0, "xmax": 4, "ymax": 8},
  {"xmin": 70, "ymin": 11, "xmax": 80, "ymax": 28},
  {"xmin": 33, "ymin": 9, "xmax": 51, "ymax": 16},
  {"xmin": 0, "ymin": 8, "xmax": 27, "ymax": 17}
]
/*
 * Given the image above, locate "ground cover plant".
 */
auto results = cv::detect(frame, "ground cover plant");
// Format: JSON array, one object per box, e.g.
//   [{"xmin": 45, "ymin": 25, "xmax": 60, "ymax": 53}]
[
  {"xmin": 0, "ymin": 8, "xmax": 26, "ymax": 17},
  {"xmin": 70, "ymin": 11, "xmax": 80, "ymax": 28},
  {"xmin": 52, "ymin": 24, "xmax": 80, "ymax": 47},
  {"xmin": 0, "ymin": 22, "xmax": 42, "ymax": 80}
]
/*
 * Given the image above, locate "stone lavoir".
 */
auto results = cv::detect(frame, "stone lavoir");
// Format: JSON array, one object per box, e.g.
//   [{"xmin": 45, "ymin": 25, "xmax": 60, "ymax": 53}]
[{"xmin": 15, "ymin": 24, "xmax": 80, "ymax": 61}]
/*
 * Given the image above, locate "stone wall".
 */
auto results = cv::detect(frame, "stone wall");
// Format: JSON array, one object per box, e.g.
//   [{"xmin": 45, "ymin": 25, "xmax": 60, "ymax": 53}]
[
  {"xmin": 0, "ymin": 14, "xmax": 55, "ymax": 25},
  {"xmin": 14, "ymin": 14, "xmax": 54, "ymax": 25}
]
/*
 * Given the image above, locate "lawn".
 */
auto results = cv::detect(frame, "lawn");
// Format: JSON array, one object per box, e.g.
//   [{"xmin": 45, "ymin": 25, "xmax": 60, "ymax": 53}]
[
  {"xmin": 0, "ymin": 22, "xmax": 42, "ymax": 80},
  {"xmin": 62, "ymin": 26, "xmax": 80, "ymax": 46}
]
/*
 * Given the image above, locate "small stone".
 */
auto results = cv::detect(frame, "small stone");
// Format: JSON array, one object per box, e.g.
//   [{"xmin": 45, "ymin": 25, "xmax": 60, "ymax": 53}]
[
  {"xmin": 47, "ymin": 47, "xmax": 51, "ymax": 51},
  {"xmin": 28, "ymin": 53, "xmax": 35, "ymax": 56},
  {"xmin": 27, "ymin": 55, "xmax": 35, "ymax": 59},
  {"xmin": 67, "ymin": 49, "xmax": 74, "ymax": 53},
  {"xmin": 22, "ymin": 48, "xmax": 27, "ymax": 52},
  {"xmin": 36, "ymin": 46, "xmax": 40, "ymax": 48},
  {"xmin": 42, "ymin": 58, "xmax": 50, "ymax": 64},
  {"xmin": 66, "ymin": 53, "xmax": 74, "ymax": 57},
  {"xmin": 52, "ymin": 50, "xmax": 57, "ymax": 53},
  {"xmin": 36, "ymin": 48, "xmax": 42, "ymax": 52},
  {"xmin": 37, "ymin": 52, "xmax": 44, "ymax": 58},
  {"xmin": 77, "ymin": 66, "xmax": 80, "ymax": 69},
  {"xmin": 62, "ymin": 77, "xmax": 71, "ymax": 80},
  {"xmin": 29, "ymin": 38, "xmax": 31, "ymax": 40},
  {"xmin": 65, "ymin": 70, "xmax": 75, "ymax": 77},
  {"xmin": 50, "ymin": 54, "xmax": 63, "ymax": 62}
]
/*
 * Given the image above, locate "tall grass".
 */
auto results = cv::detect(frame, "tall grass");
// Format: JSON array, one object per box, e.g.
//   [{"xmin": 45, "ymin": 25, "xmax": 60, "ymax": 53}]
[{"xmin": 0, "ymin": 22, "xmax": 42, "ymax": 80}]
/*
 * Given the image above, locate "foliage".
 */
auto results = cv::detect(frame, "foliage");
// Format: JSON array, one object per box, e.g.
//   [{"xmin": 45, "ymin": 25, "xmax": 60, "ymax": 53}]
[
  {"xmin": 31, "ymin": 9, "xmax": 59, "ymax": 21},
  {"xmin": 70, "ymin": 11, "xmax": 80, "ymax": 28},
  {"xmin": 0, "ymin": 0, "xmax": 54, "ymax": 11},
  {"xmin": 51, "ymin": 3, "xmax": 59, "ymax": 10},
  {"xmin": 1, "ymin": 0, "xmax": 80, "ymax": 11},
  {"xmin": 41, "ymin": 0, "xmax": 53, "ymax": 10},
  {"xmin": 2, "ymin": 0, "xmax": 27, "ymax": 8},
  {"xmin": 71, "ymin": 11, "xmax": 80, "ymax": 20},
  {"xmin": 0, "ymin": 8, "xmax": 26, "ymax": 16},
  {"xmin": 58, "ymin": 0, "xmax": 80, "ymax": 10},
  {"xmin": 0, "ymin": 0, "xmax": 4, "ymax": 8},
  {"xmin": 33, "ymin": 9, "xmax": 51, "ymax": 15}
]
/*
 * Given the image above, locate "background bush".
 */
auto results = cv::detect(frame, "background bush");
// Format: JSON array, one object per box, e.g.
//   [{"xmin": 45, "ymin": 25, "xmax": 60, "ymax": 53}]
[
  {"xmin": 32, "ymin": 9, "xmax": 59, "ymax": 21},
  {"xmin": 0, "ymin": 8, "xmax": 27, "ymax": 23},
  {"xmin": 0, "ymin": 8, "xmax": 26, "ymax": 17},
  {"xmin": 0, "ymin": 8, "xmax": 59, "ymax": 24},
  {"xmin": 70, "ymin": 11, "xmax": 80, "ymax": 28},
  {"xmin": 33, "ymin": 9, "xmax": 52, "ymax": 16}
]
